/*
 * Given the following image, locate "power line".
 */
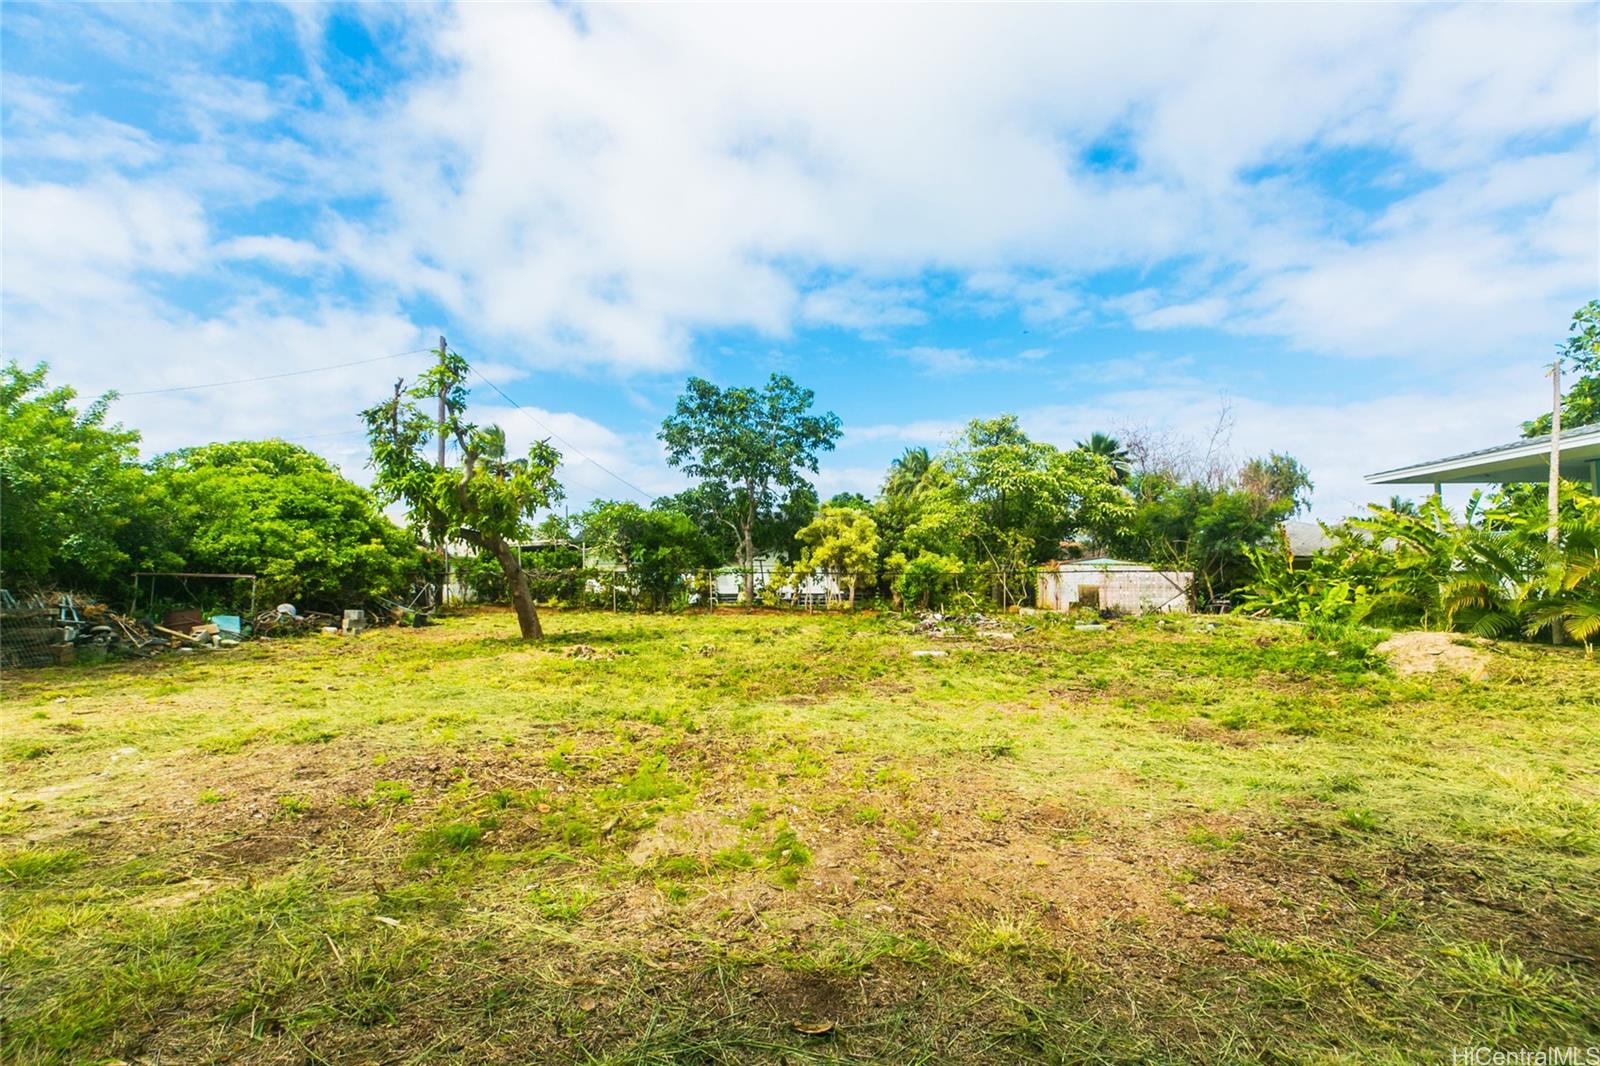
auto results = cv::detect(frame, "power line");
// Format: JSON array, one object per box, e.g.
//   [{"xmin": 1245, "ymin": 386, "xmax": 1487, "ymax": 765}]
[
  {"xmin": 467, "ymin": 365, "xmax": 657, "ymax": 505},
  {"xmin": 120, "ymin": 349, "xmax": 430, "ymax": 396}
]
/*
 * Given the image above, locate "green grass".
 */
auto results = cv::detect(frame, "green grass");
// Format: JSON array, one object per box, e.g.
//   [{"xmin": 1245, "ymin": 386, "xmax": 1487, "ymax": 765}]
[{"xmin": 2, "ymin": 606, "xmax": 1596, "ymax": 1063}]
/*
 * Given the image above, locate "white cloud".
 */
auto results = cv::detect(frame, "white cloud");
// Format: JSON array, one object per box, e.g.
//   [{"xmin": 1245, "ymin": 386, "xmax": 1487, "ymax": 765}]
[
  {"xmin": 1014, "ymin": 362, "xmax": 1551, "ymax": 520},
  {"xmin": 1, "ymin": 2, "xmax": 1595, "ymax": 506},
  {"xmin": 893, "ymin": 346, "xmax": 982, "ymax": 376},
  {"xmin": 800, "ymin": 279, "xmax": 927, "ymax": 332},
  {"xmin": 216, "ymin": 235, "xmax": 327, "ymax": 271}
]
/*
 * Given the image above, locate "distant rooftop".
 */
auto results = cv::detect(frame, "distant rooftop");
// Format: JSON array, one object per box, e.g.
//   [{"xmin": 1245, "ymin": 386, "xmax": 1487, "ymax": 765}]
[
  {"xmin": 1282, "ymin": 520, "xmax": 1333, "ymax": 557},
  {"xmin": 1366, "ymin": 422, "xmax": 1600, "ymax": 486}
]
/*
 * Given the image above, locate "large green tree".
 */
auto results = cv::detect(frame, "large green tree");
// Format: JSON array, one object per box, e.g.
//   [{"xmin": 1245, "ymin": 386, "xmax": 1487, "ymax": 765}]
[
  {"xmin": 944, "ymin": 415, "xmax": 1131, "ymax": 582},
  {"xmin": 1114, "ymin": 465, "xmax": 1308, "ymax": 603},
  {"xmin": 363, "ymin": 345, "xmax": 562, "ymax": 639},
  {"xmin": 150, "ymin": 440, "xmax": 421, "ymax": 611},
  {"xmin": 1238, "ymin": 452, "xmax": 1314, "ymax": 516},
  {"xmin": 0, "ymin": 362, "xmax": 150, "ymax": 590},
  {"xmin": 659, "ymin": 374, "xmax": 841, "ymax": 604}
]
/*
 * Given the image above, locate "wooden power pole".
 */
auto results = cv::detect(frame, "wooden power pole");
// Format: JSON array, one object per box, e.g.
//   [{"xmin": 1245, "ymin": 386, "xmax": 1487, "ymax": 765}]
[{"xmin": 437, "ymin": 335, "xmax": 448, "ymax": 470}]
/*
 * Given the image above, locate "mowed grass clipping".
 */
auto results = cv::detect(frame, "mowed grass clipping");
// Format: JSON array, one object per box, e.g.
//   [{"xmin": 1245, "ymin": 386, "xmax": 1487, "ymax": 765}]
[{"xmin": 1, "ymin": 608, "xmax": 1597, "ymax": 1064}]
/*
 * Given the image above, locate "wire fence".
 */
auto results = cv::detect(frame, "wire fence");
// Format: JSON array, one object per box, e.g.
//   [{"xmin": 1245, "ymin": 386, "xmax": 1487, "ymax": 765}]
[{"xmin": 443, "ymin": 559, "xmax": 1116, "ymax": 613}]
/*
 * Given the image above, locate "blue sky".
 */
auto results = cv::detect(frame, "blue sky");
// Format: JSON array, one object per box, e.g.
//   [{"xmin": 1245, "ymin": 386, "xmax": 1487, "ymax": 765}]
[{"xmin": 3, "ymin": 2, "xmax": 1597, "ymax": 518}]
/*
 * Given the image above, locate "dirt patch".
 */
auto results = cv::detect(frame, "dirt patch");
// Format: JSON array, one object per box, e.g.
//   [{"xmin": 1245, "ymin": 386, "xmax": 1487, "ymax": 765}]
[
  {"xmin": 1376, "ymin": 631, "xmax": 1491, "ymax": 679},
  {"xmin": 627, "ymin": 810, "xmax": 739, "ymax": 865}
]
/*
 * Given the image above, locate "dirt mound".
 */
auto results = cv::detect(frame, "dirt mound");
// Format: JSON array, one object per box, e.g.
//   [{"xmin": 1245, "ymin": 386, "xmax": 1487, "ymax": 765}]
[{"xmin": 1376, "ymin": 631, "xmax": 1490, "ymax": 679}]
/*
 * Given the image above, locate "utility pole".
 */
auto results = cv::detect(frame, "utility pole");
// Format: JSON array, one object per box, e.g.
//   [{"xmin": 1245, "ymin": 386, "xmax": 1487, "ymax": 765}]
[
  {"xmin": 1548, "ymin": 356, "xmax": 1562, "ymax": 546},
  {"xmin": 1548, "ymin": 356, "xmax": 1563, "ymax": 645},
  {"xmin": 437, "ymin": 335, "xmax": 448, "ymax": 470}
]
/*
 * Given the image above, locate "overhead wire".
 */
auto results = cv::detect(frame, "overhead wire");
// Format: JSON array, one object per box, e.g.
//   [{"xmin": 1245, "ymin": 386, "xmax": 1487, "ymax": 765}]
[
  {"xmin": 107, "ymin": 343, "xmax": 655, "ymax": 504},
  {"xmin": 119, "ymin": 349, "xmax": 431, "ymax": 396},
  {"xmin": 466, "ymin": 364, "xmax": 657, "ymax": 505}
]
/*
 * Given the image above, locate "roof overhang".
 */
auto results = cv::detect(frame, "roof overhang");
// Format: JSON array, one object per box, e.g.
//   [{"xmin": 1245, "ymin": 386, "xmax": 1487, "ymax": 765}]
[{"xmin": 1366, "ymin": 423, "xmax": 1600, "ymax": 485}]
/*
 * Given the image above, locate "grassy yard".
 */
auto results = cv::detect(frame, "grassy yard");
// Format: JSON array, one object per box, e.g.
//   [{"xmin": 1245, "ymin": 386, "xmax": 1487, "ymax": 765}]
[{"xmin": 2, "ymin": 608, "xmax": 1597, "ymax": 1064}]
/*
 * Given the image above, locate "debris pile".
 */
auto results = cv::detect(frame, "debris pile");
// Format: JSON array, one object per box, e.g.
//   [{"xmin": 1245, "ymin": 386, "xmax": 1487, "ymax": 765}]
[
  {"xmin": 1, "ymin": 591, "xmax": 165, "ymax": 666},
  {"xmin": 912, "ymin": 611, "xmax": 1008, "ymax": 637},
  {"xmin": 252, "ymin": 603, "xmax": 338, "ymax": 636}
]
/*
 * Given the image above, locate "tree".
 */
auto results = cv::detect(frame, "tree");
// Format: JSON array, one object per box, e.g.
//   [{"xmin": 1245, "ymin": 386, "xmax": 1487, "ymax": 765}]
[
  {"xmin": 795, "ymin": 505, "xmax": 880, "ymax": 608},
  {"xmin": 576, "ymin": 500, "xmax": 711, "ymax": 610},
  {"xmin": 151, "ymin": 440, "xmax": 421, "ymax": 611},
  {"xmin": 883, "ymin": 446, "xmax": 935, "ymax": 499},
  {"xmin": 363, "ymin": 344, "xmax": 562, "ymax": 639},
  {"xmin": 1075, "ymin": 432, "xmax": 1132, "ymax": 484},
  {"xmin": 826, "ymin": 491, "xmax": 872, "ymax": 511},
  {"xmin": 1239, "ymin": 453, "xmax": 1314, "ymax": 516},
  {"xmin": 0, "ymin": 362, "xmax": 150, "ymax": 590},
  {"xmin": 945, "ymin": 415, "xmax": 1131, "ymax": 586},
  {"xmin": 1524, "ymin": 300, "xmax": 1600, "ymax": 436},
  {"xmin": 658, "ymin": 374, "xmax": 841, "ymax": 604}
]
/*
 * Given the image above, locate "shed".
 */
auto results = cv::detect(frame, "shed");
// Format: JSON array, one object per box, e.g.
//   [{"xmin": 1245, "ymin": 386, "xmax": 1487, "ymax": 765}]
[{"xmin": 1037, "ymin": 559, "xmax": 1192, "ymax": 614}]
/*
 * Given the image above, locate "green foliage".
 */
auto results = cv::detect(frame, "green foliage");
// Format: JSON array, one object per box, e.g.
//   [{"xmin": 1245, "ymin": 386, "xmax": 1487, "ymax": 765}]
[
  {"xmin": 148, "ymin": 440, "xmax": 421, "ymax": 611},
  {"xmin": 458, "ymin": 544, "xmax": 585, "ymax": 605},
  {"xmin": 659, "ymin": 374, "xmax": 841, "ymax": 601},
  {"xmin": 1240, "ymin": 491, "xmax": 1600, "ymax": 649},
  {"xmin": 882, "ymin": 446, "xmax": 935, "ymax": 500},
  {"xmin": 1524, "ymin": 300, "xmax": 1600, "ymax": 436},
  {"xmin": 892, "ymin": 551, "xmax": 966, "ymax": 610},
  {"xmin": 1238, "ymin": 453, "xmax": 1314, "ymax": 516},
  {"xmin": 795, "ymin": 505, "xmax": 880, "ymax": 607},
  {"xmin": 870, "ymin": 416, "xmax": 1130, "ymax": 608},
  {"xmin": 0, "ymin": 362, "xmax": 149, "ymax": 588},
  {"xmin": 1075, "ymin": 432, "xmax": 1132, "ymax": 484},
  {"xmin": 363, "ymin": 343, "xmax": 562, "ymax": 638},
  {"xmin": 945, "ymin": 415, "xmax": 1132, "ymax": 568},
  {"xmin": 1112, "ymin": 472, "xmax": 1295, "ymax": 602},
  {"xmin": 576, "ymin": 501, "xmax": 714, "ymax": 610}
]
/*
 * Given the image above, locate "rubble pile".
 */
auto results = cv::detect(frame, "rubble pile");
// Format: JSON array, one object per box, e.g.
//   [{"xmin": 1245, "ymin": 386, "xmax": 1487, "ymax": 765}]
[
  {"xmin": 252, "ymin": 603, "xmax": 339, "ymax": 636},
  {"xmin": 0, "ymin": 591, "xmax": 167, "ymax": 667}
]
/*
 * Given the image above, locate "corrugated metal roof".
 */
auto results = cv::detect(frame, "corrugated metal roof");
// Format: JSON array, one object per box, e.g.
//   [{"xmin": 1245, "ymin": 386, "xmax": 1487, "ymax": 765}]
[{"xmin": 1366, "ymin": 420, "xmax": 1600, "ymax": 483}]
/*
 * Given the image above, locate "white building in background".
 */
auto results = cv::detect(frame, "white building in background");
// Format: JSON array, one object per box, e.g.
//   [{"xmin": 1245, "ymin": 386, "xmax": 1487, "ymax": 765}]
[{"xmin": 1037, "ymin": 558, "xmax": 1192, "ymax": 614}]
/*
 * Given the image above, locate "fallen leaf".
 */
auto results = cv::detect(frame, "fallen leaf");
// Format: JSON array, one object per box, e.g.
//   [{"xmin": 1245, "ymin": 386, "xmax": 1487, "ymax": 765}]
[
  {"xmin": 577, "ymin": 995, "xmax": 598, "ymax": 1011},
  {"xmin": 791, "ymin": 1020, "xmax": 835, "ymax": 1036},
  {"xmin": 373, "ymin": 915, "xmax": 401, "ymax": 927}
]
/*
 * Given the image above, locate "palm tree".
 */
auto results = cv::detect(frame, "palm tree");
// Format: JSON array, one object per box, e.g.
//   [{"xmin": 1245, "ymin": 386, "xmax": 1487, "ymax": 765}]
[
  {"xmin": 883, "ymin": 446, "xmax": 933, "ymax": 499},
  {"xmin": 1075, "ymin": 432, "xmax": 1132, "ymax": 484},
  {"xmin": 1386, "ymin": 495, "xmax": 1420, "ymax": 516}
]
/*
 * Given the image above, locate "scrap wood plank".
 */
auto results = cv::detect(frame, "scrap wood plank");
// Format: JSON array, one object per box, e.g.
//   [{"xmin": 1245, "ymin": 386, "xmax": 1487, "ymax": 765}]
[{"xmin": 153, "ymin": 624, "xmax": 203, "ymax": 644}]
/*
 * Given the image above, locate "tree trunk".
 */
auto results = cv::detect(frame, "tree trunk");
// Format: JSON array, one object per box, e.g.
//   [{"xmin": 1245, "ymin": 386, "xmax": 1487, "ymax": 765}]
[
  {"xmin": 848, "ymin": 575, "xmax": 857, "ymax": 610},
  {"xmin": 489, "ymin": 535, "xmax": 543, "ymax": 640},
  {"xmin": 740, "ymin": 496, "xmax": 756, "ymax": 607}
]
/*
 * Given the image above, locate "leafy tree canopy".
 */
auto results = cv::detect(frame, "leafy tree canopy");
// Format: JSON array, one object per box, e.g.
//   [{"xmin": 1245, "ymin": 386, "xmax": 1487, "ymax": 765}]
[
  {"xmin": 0, "ymin": 361, "xmax": 147, "ymax": 589},
  {"xmin": 1524, "ymin": 300, "xmax": 1600, "ymax": 436},
  {"xmin": 943, "ymin": 415, "xmax": 1132, "ymax": 568},
  {"xmin": 795, "ymin": 505, "xmax": 880, "ymax": 607},
  {"xmin": 363, "ymin": 345, "xmax": 562, "ymax": 639},
  {"xmin": 577, "ymin": 500, "xmax": 712, "ymax": 610},
  {"xmin": 1238, "ymin": 452, "xmax": 1314, "ymax": 516},
  {"xmin": 659, "ymin": 374, "xmax": 841, "ymax": 601},
  {"xmin": 150, "ymin": 440, "xmax": 421, "ymax": 611}
]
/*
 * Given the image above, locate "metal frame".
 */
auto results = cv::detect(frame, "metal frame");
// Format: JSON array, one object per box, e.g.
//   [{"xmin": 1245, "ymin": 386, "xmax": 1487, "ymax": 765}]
[{"xmin": 131, "ymin": 571, "xmax": 258, "ymax": 625}]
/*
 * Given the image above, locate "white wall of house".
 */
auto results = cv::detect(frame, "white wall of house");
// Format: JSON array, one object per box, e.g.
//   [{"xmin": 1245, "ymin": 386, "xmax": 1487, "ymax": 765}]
[{"xmin": 1038, "ymin": 565, "xmax": 1191, "ymax": 614}]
